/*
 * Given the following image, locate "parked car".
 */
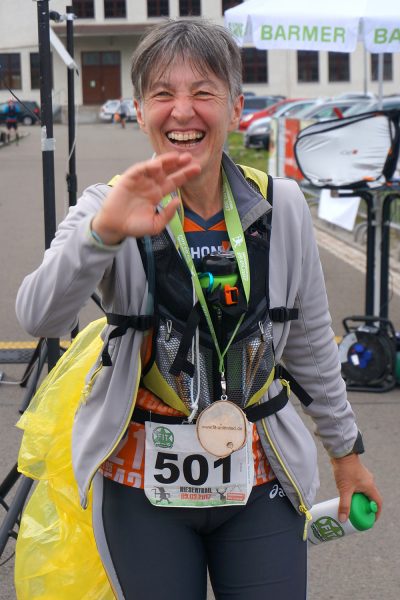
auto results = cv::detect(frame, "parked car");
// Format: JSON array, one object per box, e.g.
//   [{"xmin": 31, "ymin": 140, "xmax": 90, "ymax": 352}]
[
  {"xmin": 241, "ymin": 95, "xmax": 284, "ymax": 117},
  {"xmin": 0, "ymin": 100, "xmax": 40, "ymax": 125},
  {"xmin": 239, "ymin": 97, "xmax": 307, "ymax": 131},
  {"xmin": 294, "ymin": 98, "xmax": 371, "ymax": 121},
  {"xmin": 244, "ymin": 99, "xmax": 323, "ymax": 150},
  {"xmin": 343, "ymin": 95, "xmax": 400, "ymax": 117},
  {"xmin": 99, "ymin": 98, "xmax": 137, "ymax": 122},
  {"xmin": 332, "ymin": 92, "xmax": 377, "ymax": 101}
]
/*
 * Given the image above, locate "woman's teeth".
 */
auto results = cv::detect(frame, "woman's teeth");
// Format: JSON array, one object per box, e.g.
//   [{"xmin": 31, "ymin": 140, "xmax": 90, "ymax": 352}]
[{"xmin": 167, "ymin": 131, "xmax": 204, "ymax": 143}]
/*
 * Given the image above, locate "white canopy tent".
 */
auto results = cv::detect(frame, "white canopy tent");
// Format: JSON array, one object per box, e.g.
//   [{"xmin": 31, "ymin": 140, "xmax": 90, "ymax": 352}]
[
  {"xmin": 224, "ymin": 0, "xmax": 400, "ymax": 53},
  {"xmin": 225, "ymin": 0, "xmax": 400, "ymax": 102},
  {"xmin": 225, "ymin": 0, "xmax": 400, "ymax": 320}
]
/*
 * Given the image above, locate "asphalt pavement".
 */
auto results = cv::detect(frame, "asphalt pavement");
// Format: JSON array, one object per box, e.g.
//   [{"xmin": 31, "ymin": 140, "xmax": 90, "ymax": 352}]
[{"xmin": 0, "ymin": 123, "xmax": 399, "ymax": 599}]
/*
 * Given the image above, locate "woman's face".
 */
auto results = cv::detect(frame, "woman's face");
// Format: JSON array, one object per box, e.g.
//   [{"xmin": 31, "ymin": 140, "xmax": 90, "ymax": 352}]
[{"xmin": 135, "ymin": 59, "xmax": 243, "ymax": 179}]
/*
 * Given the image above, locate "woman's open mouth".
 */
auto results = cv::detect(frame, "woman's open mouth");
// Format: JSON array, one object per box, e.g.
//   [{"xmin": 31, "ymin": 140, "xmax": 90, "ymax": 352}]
[{"xmin": 166, "ymin": 130, "xmax": 205, "ymax": 147}]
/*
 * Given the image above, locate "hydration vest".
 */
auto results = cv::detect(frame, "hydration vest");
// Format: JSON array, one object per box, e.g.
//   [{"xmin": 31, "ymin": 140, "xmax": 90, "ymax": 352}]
[{"xmin": 105, "ymin": 165, "xmax": 308, "ymax": 422}]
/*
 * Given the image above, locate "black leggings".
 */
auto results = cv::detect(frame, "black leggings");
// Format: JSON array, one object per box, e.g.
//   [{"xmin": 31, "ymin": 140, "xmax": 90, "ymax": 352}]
[{"xmin": 100, "ymin": 477, "xmax": 307, "ymax": 600}]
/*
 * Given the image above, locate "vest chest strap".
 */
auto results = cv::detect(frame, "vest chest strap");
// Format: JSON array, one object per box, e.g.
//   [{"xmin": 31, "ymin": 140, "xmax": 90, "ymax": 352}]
[{"xmin": 131, "ymin": 386, "xmax": 289, "ymax": 425}]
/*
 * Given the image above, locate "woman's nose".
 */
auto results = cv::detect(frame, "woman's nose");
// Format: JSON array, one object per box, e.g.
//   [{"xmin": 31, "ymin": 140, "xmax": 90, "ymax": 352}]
[{"xmin": 171, "ymin": 96, "xmax": 195, "ymax": 121}]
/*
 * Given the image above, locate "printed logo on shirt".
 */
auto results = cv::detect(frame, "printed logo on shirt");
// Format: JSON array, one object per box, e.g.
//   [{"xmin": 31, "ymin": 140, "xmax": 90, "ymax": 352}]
[{"xmin": 190, "ymin": 240, "xmax": 230, "ymax": 262}]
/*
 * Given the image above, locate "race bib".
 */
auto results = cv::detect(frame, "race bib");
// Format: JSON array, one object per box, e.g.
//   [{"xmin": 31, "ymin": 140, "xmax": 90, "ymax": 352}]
[{"xmin": 144, "ymin": 422, "xmax": 254, "ymax": 508}]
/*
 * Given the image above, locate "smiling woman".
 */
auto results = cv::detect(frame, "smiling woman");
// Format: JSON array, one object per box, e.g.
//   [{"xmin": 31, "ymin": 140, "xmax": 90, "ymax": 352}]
[
  {"xmin": 15, "ymin": 17, "xmax": 381, "ymax": 600},
  {"xmin": 129, "ymin": 20, "xmax": 243, "ymax": 217}
]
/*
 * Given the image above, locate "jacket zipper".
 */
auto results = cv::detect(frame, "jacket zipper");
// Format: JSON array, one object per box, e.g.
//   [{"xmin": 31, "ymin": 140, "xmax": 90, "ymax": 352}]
[
  {"xmin": 82, "ymin": 358, "xmax": 142, "ymax": 509},
  {"xmin": 260, "ymin": 415, "xmax": 312, "ymax": 540},
  {"xmin": 81, "ymin": 363, "xmax": 103, "ymax": 402}
]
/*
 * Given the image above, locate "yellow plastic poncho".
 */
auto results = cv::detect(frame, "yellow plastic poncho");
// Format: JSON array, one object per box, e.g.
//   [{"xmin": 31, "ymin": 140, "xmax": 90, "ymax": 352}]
[{"xmin": 15, "ymin": 318, "xmax": 115, "ymax": 599}]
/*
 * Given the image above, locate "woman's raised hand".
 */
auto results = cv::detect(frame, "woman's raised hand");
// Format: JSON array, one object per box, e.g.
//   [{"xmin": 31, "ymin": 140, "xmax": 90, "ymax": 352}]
[{"xmin": 91, "ymin": 152, "xmax": 201, "ymax": 244}]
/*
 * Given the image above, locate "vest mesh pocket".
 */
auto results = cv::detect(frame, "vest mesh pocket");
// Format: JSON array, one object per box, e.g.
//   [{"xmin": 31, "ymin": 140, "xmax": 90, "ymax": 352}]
[
  {"xmin": 226, "ymin": 317, "xmax": 274, "ymax": 408},
  {"xmin": 154, "ymin": 318, "xmax": 214, "ymax": 413}
]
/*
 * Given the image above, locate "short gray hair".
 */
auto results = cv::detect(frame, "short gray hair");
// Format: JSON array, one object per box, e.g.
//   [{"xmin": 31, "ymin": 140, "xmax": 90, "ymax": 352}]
[{"xmin": 131, "ymin": 19, "xmax": 242, "ymax": 104}]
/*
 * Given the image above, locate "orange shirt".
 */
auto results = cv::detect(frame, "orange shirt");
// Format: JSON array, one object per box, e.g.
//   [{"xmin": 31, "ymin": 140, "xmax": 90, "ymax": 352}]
[{"xmin": 100, "ymin": 388, "xmax": 275, "ymax": 488}]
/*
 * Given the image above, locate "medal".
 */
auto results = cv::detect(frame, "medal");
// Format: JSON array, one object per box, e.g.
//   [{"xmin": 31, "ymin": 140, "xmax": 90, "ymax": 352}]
[
  {"xmin": 196, "ymin": 399, "xmax": 248, "ymax": 457},
  {"xmin": 196, "ymin": 371, "xmax": 247, "ymax": 458}
]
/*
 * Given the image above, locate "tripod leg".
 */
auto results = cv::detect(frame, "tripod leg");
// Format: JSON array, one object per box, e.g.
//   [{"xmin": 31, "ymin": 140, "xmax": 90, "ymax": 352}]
[
  {"xmin": 0, "ymin": 340, "xmax": 48, "ymax": 556},
  {"xmin": 0, "ymin": 476, "xmax": 34, "ymax": 557},
  {"xmin": 19, "ymin": 341, "xmax": 48, "ymax": 414},
  {"xmin": 19, "ymin": 337, "xmax": 45, "ymax": 388},
  {"xmin": 0, "ymin": 464, "xmax": 20, "ymax": 508}
]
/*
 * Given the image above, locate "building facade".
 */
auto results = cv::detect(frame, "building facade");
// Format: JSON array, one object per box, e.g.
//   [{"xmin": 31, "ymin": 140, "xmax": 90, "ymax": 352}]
[{"xmin": 0, "ymin": 0, "xmax": 399, "ymax": 107}]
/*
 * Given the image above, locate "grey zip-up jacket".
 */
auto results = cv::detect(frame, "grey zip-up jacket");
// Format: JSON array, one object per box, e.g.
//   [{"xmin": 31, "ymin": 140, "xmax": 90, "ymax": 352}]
[{"xmin": 16, "ymin": 154, "xmax": 358, "ymax": 516}]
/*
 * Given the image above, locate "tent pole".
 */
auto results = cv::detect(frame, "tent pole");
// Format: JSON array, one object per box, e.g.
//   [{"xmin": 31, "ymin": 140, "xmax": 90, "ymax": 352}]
[
  {"xmin": 377, "ymin": 53, "xmax": 383, "ymax": 109},
  {"xmin": 363, "ymin": 48, "xmax": 368, "ymax": 95}
]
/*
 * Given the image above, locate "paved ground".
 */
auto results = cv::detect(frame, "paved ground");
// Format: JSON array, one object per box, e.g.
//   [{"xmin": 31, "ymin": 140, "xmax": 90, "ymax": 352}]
[{"xmin": 0, "ymin": 123, "xmax": 399, "ymax": 599}]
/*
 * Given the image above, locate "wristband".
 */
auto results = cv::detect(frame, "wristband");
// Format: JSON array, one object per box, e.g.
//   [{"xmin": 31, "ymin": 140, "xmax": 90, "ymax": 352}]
[{"xmin": 90, "ymin": 228, "xmax": 105, "ymax": 246}]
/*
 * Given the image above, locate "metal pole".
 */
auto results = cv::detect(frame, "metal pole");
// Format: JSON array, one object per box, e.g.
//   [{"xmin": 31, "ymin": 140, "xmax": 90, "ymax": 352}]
[
  {"xmin": 380, "ymin": 195, "xmax": 398, "ymax": 320},
  {"xmin": 66, "ymin": 6, "xmax": 77, "ymax": 209},
  {"xmin": 362, "ymin": 193, "xmax": 375, "ymax": 316},
  {"xmin": 65, "ymin": 5, "xmax": 80, "ymax": 339},
  {"xmin": 36, "ymin": 0, "xmax": 60, "ymax": 369},
  {"xmin": 373, "ymin": 195, "xmax": 383, "ymax": 316}
]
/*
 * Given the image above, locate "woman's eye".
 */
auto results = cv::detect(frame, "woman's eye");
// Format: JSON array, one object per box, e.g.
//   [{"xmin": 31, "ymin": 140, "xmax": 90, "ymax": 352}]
[{"xmin": 195, "ymin": 90, "xmax": 212, "ymax": 97}]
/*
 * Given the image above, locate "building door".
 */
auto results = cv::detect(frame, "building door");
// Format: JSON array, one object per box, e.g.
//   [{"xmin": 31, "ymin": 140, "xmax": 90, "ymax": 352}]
[{"xmin": 82, "ymin": 51, "xmax": 121, "ymax": 104}]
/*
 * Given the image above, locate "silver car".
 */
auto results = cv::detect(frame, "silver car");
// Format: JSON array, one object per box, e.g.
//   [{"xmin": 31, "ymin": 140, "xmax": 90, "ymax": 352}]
[
  {"xmin": 244, "ymin": 99, "xmax": 322, "ymax": 150},
  {"xmin": 99, "ymin": 98, "xmax": 137, "ymax": 122}
]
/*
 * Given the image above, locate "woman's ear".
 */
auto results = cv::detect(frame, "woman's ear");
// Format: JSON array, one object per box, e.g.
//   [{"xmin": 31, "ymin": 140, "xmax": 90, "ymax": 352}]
[
  {"xmin": 134, "ymin": 99, "xmax": 146, "ymax": 132},
  {"xmin": 228, "ymin": 94, "xmax": 244, "ymax": 132}
]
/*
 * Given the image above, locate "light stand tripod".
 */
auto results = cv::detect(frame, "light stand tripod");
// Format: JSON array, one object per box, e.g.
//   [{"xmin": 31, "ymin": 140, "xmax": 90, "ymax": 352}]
[{"xmin": 0, "ymin": 2, "xmax": 78, "ymax": 560}]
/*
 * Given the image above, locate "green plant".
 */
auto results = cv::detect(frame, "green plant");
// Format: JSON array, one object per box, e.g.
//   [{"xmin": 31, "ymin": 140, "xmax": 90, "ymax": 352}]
[{"xmin": 227, "ymin": 132, "xmax": 269, "ymax": 172}]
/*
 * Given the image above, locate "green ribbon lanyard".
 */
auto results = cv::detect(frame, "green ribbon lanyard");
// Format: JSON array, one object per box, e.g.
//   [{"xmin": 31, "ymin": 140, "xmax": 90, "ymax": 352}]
[{"xmin": 162, "ymin": 169, "xmax": 250, "ymax": 400}]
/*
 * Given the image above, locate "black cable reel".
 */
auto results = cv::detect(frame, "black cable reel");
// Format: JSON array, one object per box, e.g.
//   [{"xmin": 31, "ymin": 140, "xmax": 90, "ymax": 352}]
[{"xmin": 339, "ymin": 316, "xmax": 397, "ymax": 392}]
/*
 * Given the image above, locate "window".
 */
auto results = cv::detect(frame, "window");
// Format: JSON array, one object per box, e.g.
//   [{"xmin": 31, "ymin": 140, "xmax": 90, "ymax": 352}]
[
  {"xmin": 30, "ymin": 53, "xmax": 41, "ymax": 89},
  {"xmin": 82, "ymin": 51, "xmax": 120, "ymax": 66},
  {"xmin": 328, "ymin": 52, "xmax": 350, "ymax": 82},
  {"xmin": 102, "ymin": 51, "xmax": 121, "ymax": 65},
  {"xmin": 297, "ymin": 51, "xmax": 319, "ymax": 83},
  {"xmin": 371, "ymin": 54, "xmax": 393, "ymax": 81},
  {"xmin": 242, "ymin": 48, "xmax": 268, "ymax": 84},
  {"xmin": 72, "ymin": 0, "xmax": 94, "ymax": 18},
  {"xmin": 179, "ymin": 0, "xmax": 200, "ymax": 16},
  {"xmin": 0, "ymin": 53, "xmax": 21, "ymax": 89},
  {"xmin": 104, "ymin": 0, "xmax": 126, "ymax": 18},
  {"xmin": 222, "ymin": 0, "xmax": 242, "ymax": 14},
  {"xmin": 147, "ymin": 0, "xmax": 169, "ymax": 17}
]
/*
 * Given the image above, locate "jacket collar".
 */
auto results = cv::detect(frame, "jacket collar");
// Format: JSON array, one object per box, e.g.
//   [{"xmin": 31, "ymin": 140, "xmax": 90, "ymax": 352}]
[
  {"xmin": 164, "ymin": 152, "xmax": 271, "ymax": 241},
  {"xmin": 221, "ymin": 152, "xmax": 271, "ymax": 231}
]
